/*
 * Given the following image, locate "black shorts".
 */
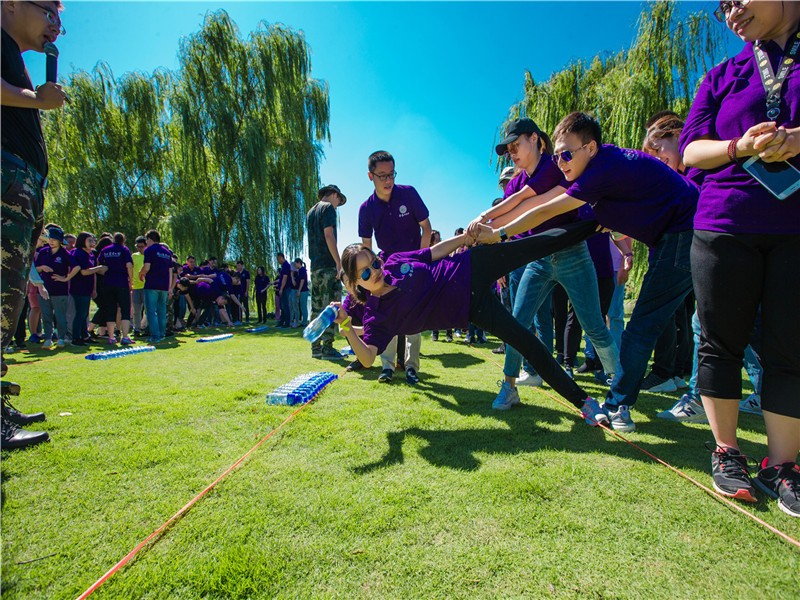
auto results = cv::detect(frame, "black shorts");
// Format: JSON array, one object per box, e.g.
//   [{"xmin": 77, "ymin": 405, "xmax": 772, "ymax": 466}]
[{"xmin": 105, "ymin": 286, "xmax": 132, "ymax": 321}]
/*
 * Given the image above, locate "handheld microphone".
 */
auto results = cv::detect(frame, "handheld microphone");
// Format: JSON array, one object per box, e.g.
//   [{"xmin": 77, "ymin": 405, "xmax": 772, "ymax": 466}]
[{"xmin": 43, "ymin": 42, "xmax": 59, "ymax": 83}]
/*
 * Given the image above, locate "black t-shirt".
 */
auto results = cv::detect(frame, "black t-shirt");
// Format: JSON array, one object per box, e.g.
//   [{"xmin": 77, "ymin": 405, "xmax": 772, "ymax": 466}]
[
  {"xmin": 306, "ymin": 201, "xmax": 337, "ymax": 269},
  {"xmin": 1, "ymin": 29, "xmax": 48, "ymax": 177}
]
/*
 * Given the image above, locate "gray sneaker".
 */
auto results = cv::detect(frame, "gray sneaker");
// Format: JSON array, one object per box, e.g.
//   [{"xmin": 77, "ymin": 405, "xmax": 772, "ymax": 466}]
[
  {"xmin": 657, "ymin": 394, "xmax": 708, "ymax": 423},
  {"xmin": 602, "ymin": 403, "xmax": 635, "ymax": 432},
  {"xmin": 320, "ymin": 347, "xmax": 344, "ymax": 361},
  {"xmin": 492, "ymin": 381, "xmax": 520, "ymax": 410},
  {"xmin": 516, "ymin": 371, "xmax": 543, "ymax": 387},
  {"xmin": 738, "ymin": 393, "xmax": 762, "ymax": 416}
]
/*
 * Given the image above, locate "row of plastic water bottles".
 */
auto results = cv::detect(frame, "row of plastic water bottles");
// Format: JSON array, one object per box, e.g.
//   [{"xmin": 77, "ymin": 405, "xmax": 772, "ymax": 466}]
[
  {"xmin": 266, "ymin": 372, "xmax": 338, "ymax": 405},
  {"xmin": 85, "ymin": 346, "xmax": 156, "ymax": 361}
]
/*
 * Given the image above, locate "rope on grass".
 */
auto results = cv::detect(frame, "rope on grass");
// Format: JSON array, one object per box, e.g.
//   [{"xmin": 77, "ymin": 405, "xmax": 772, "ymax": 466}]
[
  {"xmin": 75, "ymin": 365, "xmax": 350, "ymax": 599},
  {"xmin": 477, "ymin": 348, "xmax": 800, "ymax": 550}
]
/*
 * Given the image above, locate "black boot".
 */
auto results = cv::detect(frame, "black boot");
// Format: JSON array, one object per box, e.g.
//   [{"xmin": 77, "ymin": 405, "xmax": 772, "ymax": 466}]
[{"xmin": 2, "ymin": 381, "xmax": 46, "ymax": 425}]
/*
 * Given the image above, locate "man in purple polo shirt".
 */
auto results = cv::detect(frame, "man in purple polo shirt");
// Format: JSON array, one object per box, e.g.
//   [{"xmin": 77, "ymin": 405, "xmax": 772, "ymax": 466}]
[
  {"xmin": 358, "ymin": 150, "xmax": 433, "ymax": 385},
  {"xmin": 139, "ymin": 229, "xmax": 174, "ymax": 343}
]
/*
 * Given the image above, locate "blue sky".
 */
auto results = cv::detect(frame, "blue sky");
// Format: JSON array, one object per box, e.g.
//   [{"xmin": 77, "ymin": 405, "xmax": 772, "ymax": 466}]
[{"xmin": 28, "ymin": 1, "xmax": 739, "ymax": 261}]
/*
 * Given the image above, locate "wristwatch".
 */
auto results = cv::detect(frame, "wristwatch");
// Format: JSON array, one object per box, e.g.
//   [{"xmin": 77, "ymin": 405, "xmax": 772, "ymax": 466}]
[{"xmin": 499, "ymin": 227, "xmax": 508, "ymax": 242}]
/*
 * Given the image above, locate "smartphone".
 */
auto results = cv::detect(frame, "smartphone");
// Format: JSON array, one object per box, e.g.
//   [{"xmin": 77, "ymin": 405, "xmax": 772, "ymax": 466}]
[{"xmin": 742, "ymin": 156, "xmax": 800, "ymax": 200}]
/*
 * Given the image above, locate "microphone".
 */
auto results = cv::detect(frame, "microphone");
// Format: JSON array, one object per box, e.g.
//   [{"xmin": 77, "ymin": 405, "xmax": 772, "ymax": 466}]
[{"xmin": 44, "ymin": 42, "xmax": 59, "ymax": 83}]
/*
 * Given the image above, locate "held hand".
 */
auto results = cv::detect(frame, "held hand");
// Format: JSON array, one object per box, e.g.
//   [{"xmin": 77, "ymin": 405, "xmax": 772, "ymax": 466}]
[
  {"xmin": 52, "ymin": 274, "xmax": 67, "ymax": 282},
  {"xmin": 617, "ymin": 267, "xmax": 630, "ymax": 285},
  {"xmin": 623, "ymin": 254, "xmax": 634, "ymax": 272},
  {"xmin": 139, "ymin": 273, "xmax": 146, "ymax": 282},
  {"xmin": 758, "ymin": 127, "xmax": 800, "ymax": 163},
  {"xmin": 474, "ymin": 223, "xmax": 501, "ymax": 245},
  {"xmin": 466, "ymin": 216, "xmax": 486, "ymax": 238},
  {"xmin": 91, "ymin": 290, "xmax": 97, "ymax": 300},
  {"xmin": 736, "ymin": 122, "xmax": 778, "ymax": 158},
  {"xmin": 35, "ymin": 82, "xmax": 67, "ymax": 110},
  {"xmin": 98, "ymin": 265, "xmax": 108, "ymax": 273},
  {"xmin": 328, "ymin": 302, "xmax": 346, "ymax": 324},
  {"xmin": 35, "ymin": 283, "xmax": 49, "ymax": 300}
]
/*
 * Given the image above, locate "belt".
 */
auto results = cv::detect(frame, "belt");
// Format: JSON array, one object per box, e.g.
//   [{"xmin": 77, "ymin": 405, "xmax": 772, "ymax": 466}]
[{"xmin": 1, "ymin": 150, "xmax": 48, "ymax": 189}]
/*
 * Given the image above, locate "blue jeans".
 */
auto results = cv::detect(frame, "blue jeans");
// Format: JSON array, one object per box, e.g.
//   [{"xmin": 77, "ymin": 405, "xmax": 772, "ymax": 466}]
[
  {"xmin": 504, "ymin": 241, "xmax": 619, "ymax": 378},
  {"xmin": 607, "ymin": 231, "xmax": 694, "ymax": 407},
  {"xmin": 143, "ymin": 289, "xmax": 168, "ymax": 339},
  {"xmin": 508, "ymin": 263, "xmax": 553, "ymax": 374},
  {"xmin": 585, "ymin": 269, "xmax": 625, "ymax": 362},
  {"xmin": 688, "ymin": 310, "xmax": 762, "ymax": 398},
  {"xmin": 39, "ymin": 294, "xmax": 69, "ymax": 341},
  {"xmin": 278, "ymin": 290, "xmax": 291, "ymax": 326},
  {"xmin": 299, "ymin": 290, "xmax": 310, "ymax": 324},
  {"xmin": 71, "ymin": 294, "xmax": 91, "ymax": 341}
]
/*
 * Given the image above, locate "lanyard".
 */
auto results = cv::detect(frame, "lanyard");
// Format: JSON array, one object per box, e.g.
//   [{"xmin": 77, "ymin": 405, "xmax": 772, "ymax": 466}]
[{"xmin": 754, "ymin": 29, "xmax": 800, "ymax": 120}]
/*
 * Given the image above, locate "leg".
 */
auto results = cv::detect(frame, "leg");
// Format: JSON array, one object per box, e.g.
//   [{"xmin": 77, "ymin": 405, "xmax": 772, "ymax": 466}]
[
  {"xmin": 380, "ymin": 336, "xmax": 398, "ymax": 371},
  {"xmin": 39, "ymin": 297, "xmax": 55, "ymax": 341},
  {"xmin": 143, "ymin": 289, "xmax": 158, "ymax": 340},
  {"xmin": 607, "ymin": 231, "xmax": 693, "ymax": 408},
  {"xmin": 157, "ymin": 291, "xmax": 168, "ymax": 338},
  {"xmin": 608, "ymin": 271, "xmax": 626, "ymax": 351},
  {"xmin": 65, "ymin": 295, "xmax": 75, "ymax": 342},
  {"xmin": 405, "ymin": 333, "xmax": 421, "ymax": 372}
]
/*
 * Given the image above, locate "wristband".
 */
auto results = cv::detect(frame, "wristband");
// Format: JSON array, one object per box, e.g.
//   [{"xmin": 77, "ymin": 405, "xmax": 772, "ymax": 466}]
[
  {"xmin": 728, "ymin": 137, "xmax": 741, "ymax": 162},
  {"xmin": 339, "ymin": 316, "xmax": 351, "ymax": 334},
  {"xmin": 498, "ymin": 227, "xmax": 508, "ymax": 242}
]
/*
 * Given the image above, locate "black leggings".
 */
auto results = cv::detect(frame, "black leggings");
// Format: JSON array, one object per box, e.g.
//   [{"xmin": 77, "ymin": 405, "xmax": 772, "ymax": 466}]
[
  {"xmin": 468, "ymin": 220, "xmax": 599, "ymax": 408},
  {"xmin": 692, "ymin": 230, "xmax": 800, "ymax": 418},
  {"xmin": 256, "ymin": 292, "xmax": 267, "ymax": 322}
]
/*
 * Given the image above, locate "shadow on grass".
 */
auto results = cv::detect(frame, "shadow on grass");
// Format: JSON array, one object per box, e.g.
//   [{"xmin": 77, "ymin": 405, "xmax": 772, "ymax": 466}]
[
  {"xmin": 352, "ymin": 376, "xmax": 771, "ymax": 495},
  {"xmin": 418, "ymin": 351, "xmax": 484, "ymax": 368}
]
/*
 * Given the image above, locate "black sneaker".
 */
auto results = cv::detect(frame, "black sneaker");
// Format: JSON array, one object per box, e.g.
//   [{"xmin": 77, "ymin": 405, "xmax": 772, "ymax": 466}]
[
  {"xmin": 346, "ymin": 360, "xmax": 365, "ymax": 372},
  {"xmin": 311, "ymin": 346, "xmax": 323, "ymax": 359},
  {"xmin": 576, "ymin": 358, "xmax": 598, "ymax": 374},
  {"xmin": 708, "ymin": 443, "xmax": 757, "ymax": 503},
  {"xmin": 445, "ymin": 333, "xmax": 453, "ymax": 343},
  {"xmin": 431, "ymin": 332, "xmax": 439, "ymax": 342},
  {"xmin": 754, "ymin": 459, "xmax": 800, "ymax": 518},
  {"xmin": 378, "ymin": 368, "xmax": 393, "ymax": 383},
  {"xmin": 405, "ymin": 367, "xmax": 419, "ymax": 385},
  {"xmin": 321, "ymin": 347, "xmax": 344, "ymax": 361}
]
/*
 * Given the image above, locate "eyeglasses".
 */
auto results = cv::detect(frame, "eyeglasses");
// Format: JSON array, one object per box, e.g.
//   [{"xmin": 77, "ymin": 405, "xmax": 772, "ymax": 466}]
[
  {"xmin": 713, "ymin": 0, "xmax": 750, "ymax": 22},
  {"xmin": 552, "ymin": 144, "xmax": 589, "ymax": 164},
  {"xmin": 371, "ymin": 170, "xmax": 397, "ymax": 182},
  {"xmin": 505, "ymin": 137, "xmax": 529, "ymax": 156},
  {"xmin": 359, "ymin": 259, "xmax": 381, "ymax": 282},
  {"xmin": 29, "ymin": 2, "xmax": 66, "ymax": 35}
]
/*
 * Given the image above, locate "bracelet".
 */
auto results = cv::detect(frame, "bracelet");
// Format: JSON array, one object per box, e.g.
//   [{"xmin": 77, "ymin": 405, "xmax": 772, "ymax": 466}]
[
  {"xmin": 339, "ymin": 316, "xmax": 351, "ymax": 334},
  {"xmin": 624, "ymin": 252, "xmax": 634, "ymax": 258},
  {"xmin": 727, "ymin": 137, "xmax": 741, "ymax": 162}
]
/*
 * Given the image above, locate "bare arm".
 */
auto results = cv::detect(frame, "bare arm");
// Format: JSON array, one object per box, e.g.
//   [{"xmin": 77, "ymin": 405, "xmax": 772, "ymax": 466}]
[
  {"xmin": 430, "ymin": 234, "xmax": 470, "ymax": 261},
  {"xmin": 361, "ymin": 237, "xmax": 373, "ymax": 251},
  {"xmin": 1, "ymin": 79, "xmax": 65, "ymax": 110},
  {"xmin": 323, "ymin": 226, "xmax": 341, "ymax": 271},
  {"xmin": 683, "ymin": 122, "xmax": 783, "ymax": 169},
  {"xmin": 418, "ymin": 219, "xmax": 433, "ymax": 249},
  {"xmin": 475, "ymin": 193, "xmax": 585, "ymax": 244},
  {"xmin": 479, "ymin": 185, "xmax": 538, "ymax": 222},
  {"xmin": 139, "ymin": 263, "xmax": 150, "ymax": 281},
  {"xmin": 126, "ymin": 263, "xmax": 133, "ymax": 288},
  {"xmin": 612, "ymin": 236, "xmax": 634, "ymax": 285},
  {"xmin": 333, "ymin": 304, "xmax": 378, "ymax": 367}
]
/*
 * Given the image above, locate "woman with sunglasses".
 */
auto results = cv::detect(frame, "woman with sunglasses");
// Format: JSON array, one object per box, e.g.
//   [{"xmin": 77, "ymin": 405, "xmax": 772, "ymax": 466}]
[
  {"xmin": 471, "ymin": 119, "xmax": 620, "ymax": 412},
  {"xmin": 678, "ymin": 0, "xmax": 800, "ymax": 516},
  {"xmin": 334, "ymin": 222, "xmax": 610, "ymax": 428}
]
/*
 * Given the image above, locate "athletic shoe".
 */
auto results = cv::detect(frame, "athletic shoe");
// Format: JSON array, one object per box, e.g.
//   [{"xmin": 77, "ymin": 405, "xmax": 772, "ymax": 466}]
[
  {"xmin": 657, "ymin": 394, "xmax": 708, "ymax": 423},
  {"xmin": 492, "ymin": 344, "xmax": 505, "ymax": 354},
  {"xmin": 581, "ymin": 397, "xmax": 609, "ymax": 426},
  {"xmin": 754, "ymin": 459, "xmax": 800, "ymax": 518},
  {"xmin": 464, "ymin": 336, "xmax": 473, "ymax": 344},
  {"xmin": 71, "ymin": 340, "xmax": 86, "ymax": 347},
  {"xmin": 405, "ymin": 368, "xmax": 420, "ymax": 385},
  {"xmin": 564, "ymin": 366, "xmax": 574, "ymax": 380},
  {"xmin": 346, "ymin": 360, "xmax": 365, "ymax": 372},
  {"xmin": 516, "ymin": 371, "xmax": 543, "ymax": 387},
  {"xmin": 602, "ymin": 403, "xmax": 635, "ymax": 432},
  {"xmin": 708, "ymin": 444, "xmax": 757, "ymax": 502},
  {"xmin": 445, "ymin": 333, "xmax": 453, "ymax": 343},
  {"xmin": 431, "ymin": 331, "xmax": 439, "ymax": 342},
  {"xmin": 378, "ymin": 368, "xmax": 393, "ymax": 383},
  {"xmin": 739, "ymin": 393, "xmax": 762, "ymax": 416},
  {"xmin": 672, "ymin": 376, "xmax": 689, "ymax": 389},
  {"xmin": 27, "ymin": 333, "xmax": 43, "ymax": 344},
  {"xmin": 576, "ymin": 358, "xmax": 599, "ymax": 374},
  {"xmin": 641, "ymin": 371, "xmax": 677, "ymax": 393},
  {"xmin": 593, "ymin": 370, "xmax": 610, "ymax": 385},
  {"xmin": 120, "ymin": 337, "xmax": 134, "ymax": 346},
  {"xmin": 42, "ymin": 338, "xmax": 53, "ymax": 349},
  {"xmin": 477, "ymin": 336, "xmax": 487, "ymax": 344},
  {"xmin": 107, "ymin": 337, "xmax": 117, "ymax": 345},
  {"xmin": 4, "ymin": 346, "xmax": 15, "ymax": 354},
  {"xmin": 56, "ymin": 339, "xmax": 67, "ymax": 348},
  {"xmin": 311, "ymin": 347, "xmax": 323, "ymax": 359},
  {"xmin": 492, "ymin": 381, "xmax": 520, "ymax": 411}
]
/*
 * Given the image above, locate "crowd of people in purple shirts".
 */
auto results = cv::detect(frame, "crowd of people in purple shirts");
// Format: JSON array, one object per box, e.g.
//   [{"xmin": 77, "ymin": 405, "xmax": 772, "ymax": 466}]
[{"xmin": 2, "ymin": 1, "xmax": 798, "ymax": 517}]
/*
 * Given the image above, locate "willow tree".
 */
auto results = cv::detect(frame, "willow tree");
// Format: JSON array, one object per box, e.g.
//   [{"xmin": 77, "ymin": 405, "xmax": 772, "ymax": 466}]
[
  {"xmin": 168, "ymin": 10, "xmax": 329, "ymax": 268},
  {"xmin": 502, "ymin": 0, "xmax": 724, "ymax": 289},
  {"xmin": 43, "ymin": 64, "xmax": 172, "ymax": 237}
]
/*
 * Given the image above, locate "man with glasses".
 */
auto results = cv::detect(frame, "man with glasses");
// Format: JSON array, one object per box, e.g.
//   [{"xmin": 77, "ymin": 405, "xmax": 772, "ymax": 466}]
[
  {"xmin": 358, "ymin": 151, "xmax": 433, "ymax": 384},
  {"xmin": 306, "ymin": 184, "xmax": 346, "ymax": 359},
  {"xmin": 1, "ymin": 0, "xmax": 67, "ymax": 449}
]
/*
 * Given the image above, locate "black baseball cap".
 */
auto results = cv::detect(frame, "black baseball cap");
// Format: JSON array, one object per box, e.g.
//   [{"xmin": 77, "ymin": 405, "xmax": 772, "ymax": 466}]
[{"xmin": 495, "ymin": 118, "xmax": 544, "ymax": 156}]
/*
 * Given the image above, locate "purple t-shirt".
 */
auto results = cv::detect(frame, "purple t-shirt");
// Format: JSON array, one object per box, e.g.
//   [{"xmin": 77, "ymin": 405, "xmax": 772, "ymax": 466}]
[
  {"xmin": 143, "ymin": 243, "xmax": 173, "ymax": 291},
  {"xmin": 361, "ymin": 248, "xmax": 471, "ymax": 354},
  {"xmin": 342, "ymin": 293, "xmax": 366, "ymax": 327},
  {"xmin": 504, "ymin": 154, "xmax": 575, "ymax": 239},
  {"xmin": 678, "ymin": 40, "xmax": 800, "ymax": 234},
  {"xmin": 278, "ymin": 261, "xmax": 292, "ymax": 289},
  {"xmin": 98, "ymin": 243, "xmax": 132, "ymax": 288},
  {"xmin": 70, "ymin": 248, "xmax": 95, "ymax": 297},
  {"xmin": 358, "ymin": 184, "xmax": 430, "ymax": 259},
  {"xmin": 34, "ymin": 246, "xmax": 73, "ymax": 296},
  {"xmin": 194, "ymin": 280, "xmax": 224, "ymax": 301},
  {"xmin": 565, "ymin": 145, "xmax": 698, "ymax": 247},
  {"xmin": 297, "ymin": 267, "xmax": 309, "ymax": 293}
]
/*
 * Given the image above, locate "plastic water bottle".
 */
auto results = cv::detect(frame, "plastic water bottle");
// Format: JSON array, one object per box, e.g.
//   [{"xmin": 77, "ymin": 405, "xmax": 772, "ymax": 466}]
[{"xmin": 303, "ymin": 306, "xmax": 338, "ymax": 343}]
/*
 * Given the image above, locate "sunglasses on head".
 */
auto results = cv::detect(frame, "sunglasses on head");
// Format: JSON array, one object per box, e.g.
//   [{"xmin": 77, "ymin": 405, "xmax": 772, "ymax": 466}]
[{"xmin": 360, "ymin": 259, "xmax": 381, "ymax": 282}]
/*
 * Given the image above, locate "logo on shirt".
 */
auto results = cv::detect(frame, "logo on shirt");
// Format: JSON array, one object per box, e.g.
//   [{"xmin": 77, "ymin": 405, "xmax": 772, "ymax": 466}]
[
  {"xmin": 54, "ymin": 257, "xmax": 62, "ymax": 263},
  {"xmin": 398, "ymin": 204, "xmax": 409, "ymax": 216},
  {"xmin": 400, "ymin": 263, "xmax": 414, "ymax": 277},
  {"xmin": 622, "ymin": 149, "xmax": 639, "ymax": 161}
]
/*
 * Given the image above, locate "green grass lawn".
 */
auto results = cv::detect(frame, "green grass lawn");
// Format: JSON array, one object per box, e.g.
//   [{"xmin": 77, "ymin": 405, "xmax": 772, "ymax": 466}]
[{"xmin": 2, "ymin": 327, "xmax": 797, "ymax": 599}]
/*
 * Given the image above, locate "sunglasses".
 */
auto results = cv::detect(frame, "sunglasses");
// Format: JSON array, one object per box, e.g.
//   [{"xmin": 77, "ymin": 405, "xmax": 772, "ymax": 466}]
[
  {"xmin": 360, "ymin": 259, "xmax": 381, "ymax": 282},
  {"xmin": 551, "ymin": 144, "xmax": 589, "ymax": 164}
]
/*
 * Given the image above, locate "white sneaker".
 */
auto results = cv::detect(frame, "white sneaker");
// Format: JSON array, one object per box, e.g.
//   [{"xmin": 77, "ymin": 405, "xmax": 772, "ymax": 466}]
[
  {"xmin": 602, "ymin": 403, "xmax": 636, "ymax": 432},
  {"xmin": 672, "ymin": 376, "xmax": 689, "ymax": 389},
  {"xmin": 516, "ymin": 371, "xmax": 543, "ymax": 387},
  {"xmin": 641, "ymin": 372, "xmax": 677, "ymax": 393},
  {"xmin": 657, "ymin": 394, "xmax": 708, "ymax": 423},
  {"xmin": 42, "ymin": 338, "xmax": 53, "ymax": 349},
  {"xmin": 739, "ymin": 393, "xmax": 762, "ymax": 416}
]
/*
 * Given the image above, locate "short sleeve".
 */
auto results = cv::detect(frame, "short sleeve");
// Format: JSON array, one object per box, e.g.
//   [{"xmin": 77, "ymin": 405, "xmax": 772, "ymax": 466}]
[
  {"xmin": 565, "ymin": 157, "xmax": 615, "ymax": 207},
  {"xmin": 321, "ymin": 203, "xmax": 337, "ymax": 230},
  {"xmin": 361, "ymin": 322, "xmax": 392, "ymax": 354},
  {"xmin": 679, "ymin": 70, "xmax": 721, "ymax": 155},
  {"xmin": 124, "ymin": 248, "xmax": 133, "ymax": 264},
  {"xmin": 358, "ymin": 202, "xmax": 373, "ymax": 238},
  {"xmin": 143, "ymin": 247, "xmax": 153, "ymax": 265},
  {"xmin": 409, "ymin": 188, "xmax": 430, "ymax": 222},
  {"xmin": 385, "ymin": 248, "xmax": 432, "ymax": 267}
]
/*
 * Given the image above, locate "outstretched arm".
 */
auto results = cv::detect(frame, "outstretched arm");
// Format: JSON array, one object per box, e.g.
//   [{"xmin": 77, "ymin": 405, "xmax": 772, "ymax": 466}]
[
  {"xmin": 474, "ymin": 193, "xmax": 585, "ymax": 244},
  {"xmin": 430, "ymin": 233, "xmax": 471, "ymax": 261},
  {"xmin": 333, "ymin": 303, "xmax": 378, "ymax": 367}
]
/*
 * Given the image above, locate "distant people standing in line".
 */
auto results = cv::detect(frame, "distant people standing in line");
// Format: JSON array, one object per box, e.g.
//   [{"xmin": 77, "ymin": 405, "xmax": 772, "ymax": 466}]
[{"xmin": 254, "ymin": 267, "xmax": 270, "ymax": 324}]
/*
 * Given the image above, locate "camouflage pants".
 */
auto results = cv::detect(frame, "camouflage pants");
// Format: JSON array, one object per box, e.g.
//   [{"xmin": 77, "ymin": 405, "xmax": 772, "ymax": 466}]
[
  {"xmin": 310, "ymin": 267, "xmax": 342, "ymax": 350},
  {"xmin": 1, "ymin": 158, "xmax": 45, "ymax": 357}
]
